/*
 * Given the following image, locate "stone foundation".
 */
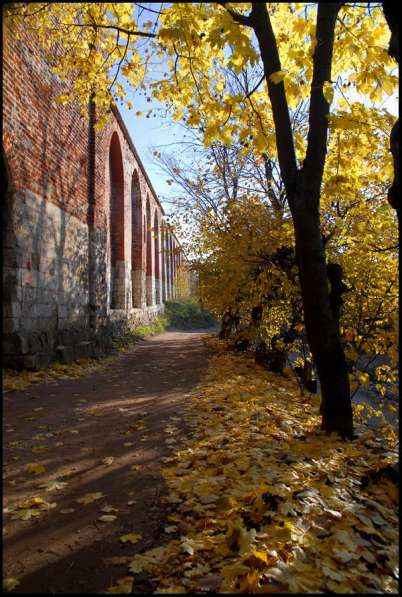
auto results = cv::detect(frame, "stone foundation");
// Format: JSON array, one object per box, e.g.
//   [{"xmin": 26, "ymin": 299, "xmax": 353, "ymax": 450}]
[
  {"xmin": 4, "ymin": 304, "xmax": 165, "ymax": 370},
  {"xmin": 146, "ymin": 275, "xmax": 155, "ymax": 306},
  {"xmin": 132, "ymin": 269, "xmax": 146, "ymax": 308},
  {"xmin": 3, "ymin": 188, "xmax": 166, "ymax": 370}
]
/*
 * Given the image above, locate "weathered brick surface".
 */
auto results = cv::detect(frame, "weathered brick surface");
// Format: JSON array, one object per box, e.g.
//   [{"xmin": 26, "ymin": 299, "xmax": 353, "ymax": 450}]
[{"xmin": 2, "ymin": 18, "xmax": 187, "ymax": 369}]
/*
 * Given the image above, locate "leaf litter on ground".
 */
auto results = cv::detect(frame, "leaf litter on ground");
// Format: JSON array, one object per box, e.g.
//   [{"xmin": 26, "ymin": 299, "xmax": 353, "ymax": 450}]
[{"xmin": 114, "ymin": 336, "xmax": 398, "ymax": 593}]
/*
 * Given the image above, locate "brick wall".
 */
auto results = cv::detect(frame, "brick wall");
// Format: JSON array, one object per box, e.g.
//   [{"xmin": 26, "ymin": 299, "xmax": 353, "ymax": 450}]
[{"xmin": 2, "ymin": 17, "xmax": 189, "ymax": 369}]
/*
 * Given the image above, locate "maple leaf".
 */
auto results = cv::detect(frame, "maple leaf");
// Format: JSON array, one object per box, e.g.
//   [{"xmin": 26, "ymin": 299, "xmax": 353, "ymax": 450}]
[
  {"xmin": 39, "ymin": 480, "xmax": 67, "ymax": 492},
  {"xmin": 120, "ymin": 533, "xmax": 142, "ymax": 544},
  {"xmin": 102, "ymin": 457, "xmax": 114, "ymax": 466},
  {"xmin": 100, "ymin": 505, "xmax": 119, "ymax": 513},
  {"xmin": 31, "ymin": 445, "xmax": 48, "ymax": 454},
  {"xmin": 323, "ymin": 80, "xmax": 334, "ymax": 105},
  {"xmin": 98, "ymin": 515, "xmax": 117, "ymax": 522},
  {"xmin": 128, "ymin": 557, "xmax": 147, "ymax": 574},
  {"xmin": 18, "ymin": 497, "xmax": 47, "ymax": 509},
  {"xmin": 106, "ymin": 576, "xmax": 133, "ymax": 594},
  {"xmin": 242, "ymin": 549, "xmax": 271, "ymax": 570},
  {"xmin": 76, "ymin": 492, "xmax": 104, "ymax": 504},
  {"xmin": 12, "ymin": 508, "xmax": 42, "ymax": 521},
  {"xmin": 26, "ymin": 463, "xmax": 46, "ymax": 475},
  {"xmin": 269, "ymin": 70, "xmax": 287, "ymax": 84},
  {"xmin": 3, "ymin": 577, "xmax": 20, "ymax": 592}
]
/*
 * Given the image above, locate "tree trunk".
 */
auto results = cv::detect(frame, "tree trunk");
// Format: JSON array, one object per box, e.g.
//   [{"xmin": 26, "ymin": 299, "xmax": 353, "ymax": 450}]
[
  {"xmin": 250, "ymin": 2, "xmax": 353, "ymax": 438},
  {"xmin": 382, "ymin": 3, "xmax": 399, "ymax": 225},
  {"xmin": 255, "ymin": 338, "xmax": 287, "ymax": 374},
  {"xmin": 219, "ymin": 311, "xmax": 233, "ymax": 339},
  {"xmin": 292, "ymin": 199, "xmax": 353, "ymax": 436}
]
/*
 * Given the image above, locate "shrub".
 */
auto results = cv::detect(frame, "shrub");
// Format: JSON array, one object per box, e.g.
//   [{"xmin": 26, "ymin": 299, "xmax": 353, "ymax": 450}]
[{"xmin": 164, "ymin": 299, "xmax": 216, "ymax": 330}]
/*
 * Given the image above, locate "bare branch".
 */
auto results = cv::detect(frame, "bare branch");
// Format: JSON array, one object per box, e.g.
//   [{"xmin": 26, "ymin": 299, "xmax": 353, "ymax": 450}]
[
  {"xmin": 134, "ymin": 3, "xmax": 166, "ymax": 16},
  {"xmin": 59, "ymin": 22, "xmax": 156, "ymax": 38},
  {"xmin": 217, "ymin": 2, "xmax": 254, "ymax": 27}
]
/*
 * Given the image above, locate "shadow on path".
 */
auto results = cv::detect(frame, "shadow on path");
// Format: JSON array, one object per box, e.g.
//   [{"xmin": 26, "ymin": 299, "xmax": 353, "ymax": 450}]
[{"xmin": 3, "ymin": 329, "xmax": 214, "ymax": 594}]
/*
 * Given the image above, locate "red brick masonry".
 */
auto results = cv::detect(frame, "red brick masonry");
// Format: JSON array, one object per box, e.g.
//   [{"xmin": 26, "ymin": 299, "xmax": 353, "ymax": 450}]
[{"xmin": 2, "ymin": 18, "xmax": 188, "ymax": 369}]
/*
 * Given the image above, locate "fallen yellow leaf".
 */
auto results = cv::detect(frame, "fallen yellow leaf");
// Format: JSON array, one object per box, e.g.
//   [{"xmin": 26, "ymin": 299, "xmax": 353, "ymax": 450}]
[
  {"xmin": 98, "ymin": 514, "xmax": 117, "ymax": 522},
  {"xmin": 106, "ymin": 575, "xmax": 133, "ymax": 593},
  {"xmin": 76, "ymin": 492, "xmax": 104, "ymax": 504},
  {"xmin": 26, "ymin": 463, "xmax": 46, "ymax": 475},
  {"xmin": 3, "ymin": 577, "xmax": 20, "ymax": 592},
  {"xmin": 31, "ymin": 445, "xmax": 48, "ymax": 454},
  {"xmin": 102, "ymin": 457, "xmax": 114, "ymax": 466},
  {"xmin": 39, "ymin": 480, "xmax": 67, "ymax": 492},
  {"xmin": 100, "ymin": 505, "xmax": 119, "ymax": 513},
  {"xmin": 120, "ymin": 533, "xmax": 142, "ymax": 544}
]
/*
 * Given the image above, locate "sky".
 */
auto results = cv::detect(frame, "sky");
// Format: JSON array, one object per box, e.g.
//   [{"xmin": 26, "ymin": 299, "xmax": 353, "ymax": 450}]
[
  {"xmin": 115, "ymin": 3, "xmax": 399, "ymax": 223},
  {"xmin": 117, "ymin": 89, "xmax": 398, "ymax": 217},
  {"xmin": 117, "ymin": 95, "xmax": 186, "ymax": 212}
]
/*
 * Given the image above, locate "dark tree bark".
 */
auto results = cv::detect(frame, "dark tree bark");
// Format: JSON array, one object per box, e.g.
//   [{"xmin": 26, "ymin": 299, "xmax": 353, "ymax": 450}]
[
  {"xmin": 383, "ymin": 3, "xmax": 399, "ymax": 62},
  {"xmin": 219, "ymin": 311, "xmax": 233, "ymax": 339},
  {"xmin": 233, "ymin": 305, "xmax": 263, "ymax": 352},
  {"xmin": 326, "ymin": 263, "xmax": 350, "ymax": 328},
  {"xmin": 255, "ymin": 338, "xmax": 287, "ymax": 374},
  {"xmin": 251, "ymin": 304, "xmax": 263, "ymax": 326},
  {"xmin": 382, "ymin": 3, "xmax": 399, "ymax": 225},
  {"xmin": 226, "ymin": 2, "xmax": 354, "ymax": 437},
  {"xmin": 219, "ymin": 308, "xmax": 241, "ymax": 339}
]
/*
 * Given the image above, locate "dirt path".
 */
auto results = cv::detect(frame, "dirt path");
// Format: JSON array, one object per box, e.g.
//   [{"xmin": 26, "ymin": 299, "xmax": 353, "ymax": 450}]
[{"xmin": 3, "ymin": 329, "xmax": 212, "ymax": 594}]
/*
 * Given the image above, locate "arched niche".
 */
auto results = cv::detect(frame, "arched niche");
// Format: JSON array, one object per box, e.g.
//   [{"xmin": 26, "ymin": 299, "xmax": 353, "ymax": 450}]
[
  {"xmin": 161, "ymin": 222, "xmax": 167, "ymax": 302},
  {"xmin": 145, "ymin": 196, "xmax": 154, "ymax": 306},
  {"xmin": 131, "ymin": 170, "xmax": 143, "ymax": 307},
  {"xmin": 109, "ymin": 132, "xmax": 125, "ymax": 309},
  {"xmin": 170, "ymin": 234, "xmax": 175, "ymax": 298},
  {"xmin": 153, "ymin": 211, "xmax": 161, "ymax": 304}
]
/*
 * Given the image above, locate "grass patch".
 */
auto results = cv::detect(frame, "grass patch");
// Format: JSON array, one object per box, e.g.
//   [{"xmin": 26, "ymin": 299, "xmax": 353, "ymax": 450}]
[
  {"xmin": 164, "ymin": 299, "xmax": 216, "ymax": 330},
  {"xmin": 113, "ymin": 315, "xmax": 169, "ymax": 351}
]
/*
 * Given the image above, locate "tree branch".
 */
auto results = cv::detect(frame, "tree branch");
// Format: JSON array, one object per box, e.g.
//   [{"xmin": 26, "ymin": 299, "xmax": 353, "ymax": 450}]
[
  {"xmin": 217, "ymin": 2, "xmax": 254, "ymax": 27},
  {"xmin": 59, "ymin": 22, "xmax": 157, "ymax": 38},
  {"xmin": 302, "ymin": 3, "xmax": 342, "ymax": 206},
  {"xmin": 250, "ymin": 2, "xmax": 298, "ymax": 205}
]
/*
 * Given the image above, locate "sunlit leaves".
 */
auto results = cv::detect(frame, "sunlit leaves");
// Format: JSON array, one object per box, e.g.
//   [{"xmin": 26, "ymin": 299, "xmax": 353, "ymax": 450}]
[
  {"xmin": 145, "ymin": 341, "xmax": 398, "ymax": 593},
  {"xmin": 269, "ymin": 70, "xmax": 287, "ymax": 84},
  {"xmin": 322, "ymin": 80, "xmax": 334, "ymax": 105},
  {"xmin": 12, "ymin": 496, "xmax": 56, "ymax": 521}
]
